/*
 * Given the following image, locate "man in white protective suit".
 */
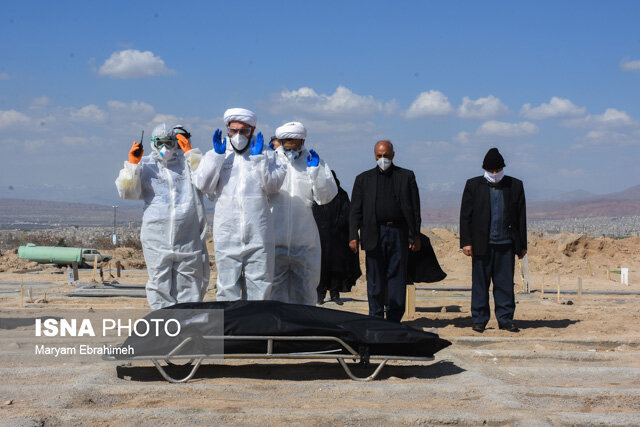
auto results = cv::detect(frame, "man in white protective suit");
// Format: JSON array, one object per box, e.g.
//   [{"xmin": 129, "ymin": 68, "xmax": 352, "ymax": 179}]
[
  {"xmin": 191, "ymin": 108, "xmax": 287, "ymax": 301},
  {"xmin": 115, "ymin": 123, "xmax": 210, "ymax": 309},
  {"xmin": 269, "ymin": 121, "xmax": 338, "ymax": 305}
]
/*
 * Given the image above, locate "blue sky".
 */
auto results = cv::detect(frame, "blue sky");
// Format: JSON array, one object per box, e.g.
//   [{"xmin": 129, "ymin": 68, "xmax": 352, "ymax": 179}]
[{"xmin": 1, "ymin": 0, "xmax": 640, "ymax": 206}]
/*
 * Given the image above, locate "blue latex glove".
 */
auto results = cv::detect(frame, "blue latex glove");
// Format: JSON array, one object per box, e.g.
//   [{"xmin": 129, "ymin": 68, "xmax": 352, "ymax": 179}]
[
  {"xmin": 307, "ymin": 149, "xmax": 319, "ymax": 167},
  {"xmin": 250, "ymin": 132, "xmax": 264, "ymax": 155},
  {"xmin": 268, "ymin": 141, "xmax": 275, "ymax": 150},
  {"xmin": 212, "ymin": 129, "xmax": 225, "ymax": 154}
]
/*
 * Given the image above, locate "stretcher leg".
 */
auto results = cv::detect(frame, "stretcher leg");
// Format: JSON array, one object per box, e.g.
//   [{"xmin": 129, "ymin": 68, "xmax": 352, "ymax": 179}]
[
  {"xmin": 152, "ymin": 357, "xmax": 204, "ymax": 383},
  {"xmin": 338, "ymin": 358, "xmax": 389, "ymax": 381}
]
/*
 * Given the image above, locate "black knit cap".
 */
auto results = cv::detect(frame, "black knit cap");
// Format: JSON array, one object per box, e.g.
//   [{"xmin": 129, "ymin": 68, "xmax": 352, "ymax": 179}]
[{"xmin": 482, "ymin": 147, "xmax": 506, "ymax": 171}]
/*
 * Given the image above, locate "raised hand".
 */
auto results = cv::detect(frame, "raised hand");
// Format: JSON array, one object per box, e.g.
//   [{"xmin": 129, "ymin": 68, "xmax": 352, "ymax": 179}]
[
  {"xmin": 250, "ymin": 132, "xmax": 264, "ymax": 155},
  {"xmin": 212, "ymin": 129, "xmax": 225, "ymax": 154},
  {"xmin": 128, "ymin": 141, "xmax": 144, "ymax": 164},
  {"xmin": 176, "ymin": 134, "xmax": 192, "ymax": 153},
  {"xmin": 307, "ymin": 149, "xmax": 319, "ymax": 167}
]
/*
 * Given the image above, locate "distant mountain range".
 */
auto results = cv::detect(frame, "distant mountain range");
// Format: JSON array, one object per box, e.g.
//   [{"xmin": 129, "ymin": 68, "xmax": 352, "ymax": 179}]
[
  {"xmin": 2, "ymin": 185, "xmax": 640, "ymax": 228},
  {"xmin": 421, "ymin": 184, "xmax": 640, "ymax": 223},
  {"xmin": 0, "ymin": 198, "xmax": 143, "ymax": 227}
]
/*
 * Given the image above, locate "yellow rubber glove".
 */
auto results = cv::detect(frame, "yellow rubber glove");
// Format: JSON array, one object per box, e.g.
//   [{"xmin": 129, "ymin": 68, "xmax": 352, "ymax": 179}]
[
  {"xmin": 176, "ymin": 134, "xmax": 192, "ymax": 153},
  {"xmin": 128, "ymin": 141, "xmax": 143, "ymax": 164}
]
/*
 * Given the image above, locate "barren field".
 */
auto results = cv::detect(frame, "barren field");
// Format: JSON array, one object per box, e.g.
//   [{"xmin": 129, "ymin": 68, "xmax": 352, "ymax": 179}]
[{"xmin": 0, "ymin": 230, "xmax": 639, "ymax": 425}]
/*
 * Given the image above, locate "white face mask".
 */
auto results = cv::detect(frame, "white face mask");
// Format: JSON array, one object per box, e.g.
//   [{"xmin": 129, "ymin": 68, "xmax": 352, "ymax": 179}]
[
  {"xmin": 285, "ymin": 149, "xmax": 301, "ymax": 161},
  {"xmin": 230, "ymin": 134, "xmax": 249, "ymax": 151},
  {"xmin": 158, "ymin": 145, "xmax": 177, "ymax": 160},
  {"xmin": 377, "ymin": 157, "xmax": 392, "ymax": 171},
  {"xmin": 484, "ymin": 170, "xmax": 504, "ymax": 184}
]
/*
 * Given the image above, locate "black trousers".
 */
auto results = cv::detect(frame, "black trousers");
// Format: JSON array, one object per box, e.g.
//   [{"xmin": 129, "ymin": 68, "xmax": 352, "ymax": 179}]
[
  {"xmin": 471, "ymin": 243, "xmax": 516, "ymax": 326},
  {"xmin": 365, "ymin": 225, "xmax": 409, "ymax": 322}
]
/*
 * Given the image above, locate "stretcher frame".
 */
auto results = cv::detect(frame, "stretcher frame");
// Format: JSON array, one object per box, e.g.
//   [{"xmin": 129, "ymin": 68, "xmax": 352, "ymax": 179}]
[{"xmin": 105, "ymin": 334, "xmax": 436, "ymax": 383}]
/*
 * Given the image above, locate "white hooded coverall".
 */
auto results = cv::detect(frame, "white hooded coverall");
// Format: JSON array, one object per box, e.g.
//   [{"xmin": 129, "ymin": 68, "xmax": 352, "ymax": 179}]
[
  {"xmin": 270, "ymin": 147, "xmax": 338, "ymax": 305},
  {"xmin": 191, "ymin": 141, "xmax": 286, "ymax": 301},
  {"xmin": 115, "ymin": 126, "xmax": 210, "ymax": 310}
]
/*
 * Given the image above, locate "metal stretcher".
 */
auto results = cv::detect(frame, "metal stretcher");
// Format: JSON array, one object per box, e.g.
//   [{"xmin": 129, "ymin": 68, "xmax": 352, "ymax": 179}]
[{"xmin": 105, "ymin": 334, "xmax": 436, "ymax": 383}]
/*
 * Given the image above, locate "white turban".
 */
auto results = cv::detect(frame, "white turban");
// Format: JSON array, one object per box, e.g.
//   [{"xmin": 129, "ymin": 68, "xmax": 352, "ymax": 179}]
[
  {"xmin": 275, "ymin": 121, "xmax": 307, "ymax": 140},
  {"xmin": 224, "ymin": 108, "xmax": 257, "ymax": 127}
]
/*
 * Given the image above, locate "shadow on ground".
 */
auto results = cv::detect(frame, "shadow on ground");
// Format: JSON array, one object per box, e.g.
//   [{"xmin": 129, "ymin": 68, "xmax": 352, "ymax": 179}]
[
  {"xmin": 405, "ymin": 316, "xmax": 580, "ymax": 330},
  {"xmin": 116, "ymin": 360, "xmax": 465, "ymax": 383},
  {"xmin": 417, "ymin": 305, "xmax": 463, "ymax": 313},
  {"xmin": 0, "ymin": 316, "xmax": 62, "ymax": 330}
]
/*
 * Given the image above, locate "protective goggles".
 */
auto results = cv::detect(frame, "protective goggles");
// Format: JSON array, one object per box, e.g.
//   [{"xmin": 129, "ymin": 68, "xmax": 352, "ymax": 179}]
[
  {"xmin": 281, "ymin": 139, "xmax": 304, "ymax": 151},
  {"xmin": 151, "ymin": 137, "xmax": 177, "ymax": 149},
  {"xmin": 227, "ymin": 127, "xmax": 253, "ymax": 136}
]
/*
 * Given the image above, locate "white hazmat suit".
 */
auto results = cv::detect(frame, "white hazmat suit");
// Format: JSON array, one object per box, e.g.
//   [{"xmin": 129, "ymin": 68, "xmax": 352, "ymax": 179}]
[
  {"xmin": 115, "ymin": 124, "xmax": 210, "ymax": 309},
  {"xmin": 270, "ymin": 122, "xmax": 338, "ymax": 305},
  {"xmin": 191, "ymin": 109, "xmax": 287, "ymax": 301}
]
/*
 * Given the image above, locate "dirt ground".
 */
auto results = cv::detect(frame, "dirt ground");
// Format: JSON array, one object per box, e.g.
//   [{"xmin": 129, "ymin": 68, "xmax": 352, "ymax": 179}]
[{"xmin": 0, "ymin": 230, "xmax": 639, "ymax": 425}]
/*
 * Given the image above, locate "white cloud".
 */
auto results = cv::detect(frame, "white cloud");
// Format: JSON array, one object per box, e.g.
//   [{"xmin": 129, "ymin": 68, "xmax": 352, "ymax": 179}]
[
  {"xmin": 70, "ymin": 104, "xmax": 107, "ymax": 123},
  {"xmin": 149, "ymin": 113, "xmax": 181, "ymax": 127},
  {"xmin": 29, "ymin": 96, "xmax": 52, "ymax": 108},
  {"xmin": 457, "ymin": 95, "xmax": 509, "ymax": 119},
  {"xmin": 268, "ymin": 86, "xmax": 393, "ymax": 118},
  {"xmin": 23, "ymin": 139, "xmax": 46, "ymax": 150},
  {"xmin": 382, "ymin": 99, "xmax": 400, "ymax": 115},
  {"xmin": 573, "ymin": 128, "xmax": 640, "ymax": 148},
  {"xmin": 0, "ymin": 73, "xmax": 11, "ymax": 80},
  {"xmin": 106, "ymin": 100, "xmax": 157, "ymax": 127},
  {"xmin": 98, "ymin": 49, "xmax": 175, "ymax": 79},
  {"xmin": 59, "ymin": 136, "xmax": 90, "ymax": 146},
  {"xmin": 297, "ymin": 118, "xmax": 364, "ymax": 135},
  {"xmin": 0, "ymin": 110, "xmax": 30, "ymax": 129},
  {"xmin": 520, "ymin": 97, "xmax": 587, "ymax": 120},
  {"xmin": 620, "ymin": 57, "xmax": 640, "ymax": 72},
  {"xmin": 476, "ymin": 120, "xmax": 539, "ymax": 137},
  {"xmin": 453, "ymin": 131, "xmax": 471, "ymax": 144},
  {"xmin": 107, "ymin": 100, "xmax": 155, "ymax": 116},
  {"xmin": 564, "ymin": 108, "xmax": 636, "ymax": 129},
  {"xmin": 406, "ymin": 90, "xmax": 454, "ymax": 118}
]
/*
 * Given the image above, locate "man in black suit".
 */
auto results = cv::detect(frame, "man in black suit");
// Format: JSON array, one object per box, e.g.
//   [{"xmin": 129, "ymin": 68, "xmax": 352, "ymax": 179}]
[
  {"xmin": 460, "ymin": 148, "xmax": 526, "ymax": 333},
  {"xmin": 349, "ymin": 140, "xmax": 422, "ymax": 322}
]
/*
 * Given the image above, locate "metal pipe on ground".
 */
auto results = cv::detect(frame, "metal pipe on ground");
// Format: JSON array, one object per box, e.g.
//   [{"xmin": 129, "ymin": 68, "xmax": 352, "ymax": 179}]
[{"xmin": 415, "ymin": 286, "xmax": 640, "ymax": 295}]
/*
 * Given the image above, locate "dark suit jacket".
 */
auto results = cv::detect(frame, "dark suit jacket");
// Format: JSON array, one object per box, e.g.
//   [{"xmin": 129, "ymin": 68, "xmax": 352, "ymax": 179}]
[
  {"xmin": 459, "ymin": 175, "xmax": 527, "ymax": 257},
  {"xmin": 349, "ymin": 165, "xmax": 421, "ymax": 251}
]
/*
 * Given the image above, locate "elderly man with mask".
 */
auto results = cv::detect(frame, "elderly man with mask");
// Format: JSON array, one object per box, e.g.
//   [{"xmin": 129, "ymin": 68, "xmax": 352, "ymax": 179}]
[
  {"xmin": 460, "ymin": 147, "xmax": 527, "ymax": 333},
  {"xmin": 115, "ymin": 123, "xmax": 210, "ymax": 309},
  {"xmin": 349, "ymin": 140, "xmax": 422, "ymax": 322},
  {"xmin": 191, "ymin": 108, "xmax": 287, "ymax": 301},
  {"xmin": 269, "ymin": 121, "xmax": 338, "ymax": 305}
]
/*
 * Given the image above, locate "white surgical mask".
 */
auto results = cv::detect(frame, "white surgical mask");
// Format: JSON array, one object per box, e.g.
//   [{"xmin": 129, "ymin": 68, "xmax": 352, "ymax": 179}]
[
  {"xmin": 158, "ymin": 145, "xmax": 176, "ymax": 160},
  {"xmin": 230, "ymin": 134, "xmax": 249, "ymax": 151},
  {"xmin": 286, "ymin": 150, "xmax": 301, "ymax": 161},
  {"xmin": 377, "ymin": 157, "xmax": 392, "ymax": 171},
  {"xmin": 484, "ymin": 170, "xmax": 504, "ymax": 184}
]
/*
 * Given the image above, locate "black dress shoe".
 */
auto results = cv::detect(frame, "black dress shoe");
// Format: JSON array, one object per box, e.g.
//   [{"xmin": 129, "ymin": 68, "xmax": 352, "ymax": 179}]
[
  {"xmin": 330, "ymin": 292, "xmax": 344, "ymax": 305},
  {"xmin": 472, "ymin": 324, "xmax": 485, "ymax": 333},
  {"xmin": 499, "ymin": 323, "xmax": 519, "ymax": 332}
]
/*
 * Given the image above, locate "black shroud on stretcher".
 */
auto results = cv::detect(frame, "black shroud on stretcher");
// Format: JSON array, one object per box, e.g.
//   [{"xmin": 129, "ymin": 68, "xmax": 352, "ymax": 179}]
[{"xmin": 109, "ymin": 300, "xmax": 452, "ymax": 382}]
